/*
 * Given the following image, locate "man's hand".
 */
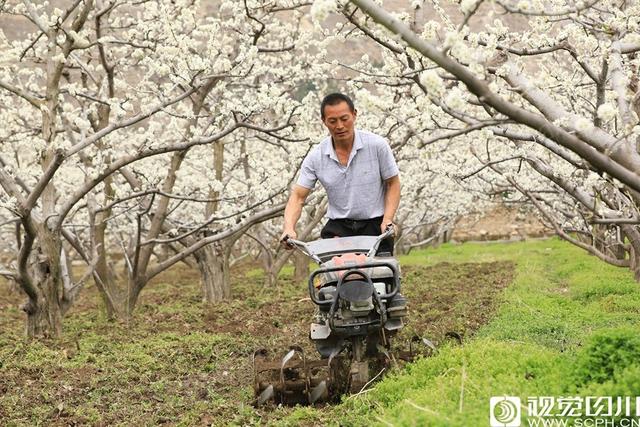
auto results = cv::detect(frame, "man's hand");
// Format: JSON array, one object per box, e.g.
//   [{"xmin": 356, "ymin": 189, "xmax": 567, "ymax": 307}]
[
  {"xmin": 381, "ymin": 219, "xmax": 395, "ymax": 235},
  {"xmin": 280, "ymin": 230, "xmax": 297, "ymax": 249}
]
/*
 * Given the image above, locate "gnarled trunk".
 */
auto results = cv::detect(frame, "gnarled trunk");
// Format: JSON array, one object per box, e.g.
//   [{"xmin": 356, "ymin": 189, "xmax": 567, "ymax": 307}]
[
  {"xmin": 194, "ymin": 242, "xmax": 230, "ymax": 303},
  {"xmin": 23, "ymin": 286, "xmax": 63, "ymax": 338},
  {"xmin": 23, "ymin": 241, "xmax": 64, "ymax": 338}
]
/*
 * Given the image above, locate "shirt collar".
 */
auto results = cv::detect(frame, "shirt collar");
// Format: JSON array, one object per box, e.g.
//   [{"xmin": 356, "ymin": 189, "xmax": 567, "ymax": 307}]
[{"xmin": 322, "ymin": 129, "xmax": 363, "ymax": 163}]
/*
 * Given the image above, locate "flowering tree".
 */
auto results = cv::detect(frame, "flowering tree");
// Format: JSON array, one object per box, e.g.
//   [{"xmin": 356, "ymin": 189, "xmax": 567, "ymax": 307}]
[
  {"xmin": 0, "ymin": 0, "xmax": 314, "ymax": 337},
  {"xmin": 316, "ymin": 0, "xmax": 640, "ymax": 277},
  {"xmin": 305, "ymin": 2, "xmax": 491, "ymax": 251}
]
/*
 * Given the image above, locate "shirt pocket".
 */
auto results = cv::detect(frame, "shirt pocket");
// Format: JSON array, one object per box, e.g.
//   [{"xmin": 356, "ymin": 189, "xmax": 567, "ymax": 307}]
[
  {"xmin": 356, "ymin": 168, "xmax": 380, "ymax": 186},
  {"xmin": 318, "ymin": 164, "xmax": 344, "ymax": 190}
]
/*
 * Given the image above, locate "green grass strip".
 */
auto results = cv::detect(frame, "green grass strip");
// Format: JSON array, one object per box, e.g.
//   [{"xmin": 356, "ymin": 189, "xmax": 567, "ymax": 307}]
[{"xmin": 280, "ymin": 238, "xmax": 640, "ymax": 426}]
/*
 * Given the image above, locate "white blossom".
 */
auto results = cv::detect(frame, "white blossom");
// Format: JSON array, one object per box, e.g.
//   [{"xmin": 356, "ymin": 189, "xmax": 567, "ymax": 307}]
[
  {"xmin": 597, "ymin": 103, "xmax": 617, "ymax": 122},
  {"xmin": 419, "ymin": 70, "xmax": 444, "ymax": 96},
  {"xmin": 574, "ymin": 117, "xmax": 592, "ymax": 133},
  {"xmin": 310, "ymin": 0, "xmax": 337, "ymax": 23},
  {"xmin": 460, "ymin": 0, "xmax": 478, "ymax": 14}
]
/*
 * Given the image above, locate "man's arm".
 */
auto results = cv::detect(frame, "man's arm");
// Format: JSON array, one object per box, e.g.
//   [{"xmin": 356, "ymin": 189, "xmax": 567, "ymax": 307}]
[
  {"xmin": 382, "ymin": 175, "xmax": 400, "ymax": 232},
  {"xmin": 282, "ymin": 184, "xmax": 311, "ymax": 241}
]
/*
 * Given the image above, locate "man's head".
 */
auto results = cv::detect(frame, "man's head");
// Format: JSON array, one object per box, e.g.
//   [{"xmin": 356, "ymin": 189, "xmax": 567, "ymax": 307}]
[{"xmin": 321, "ymin": 93, "xmax": 357, "ymax": 146}]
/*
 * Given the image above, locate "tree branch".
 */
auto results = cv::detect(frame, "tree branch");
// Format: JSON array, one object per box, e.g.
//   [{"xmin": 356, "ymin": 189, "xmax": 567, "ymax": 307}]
[
  {"xmin": 0, "ymin": 79, "xmax": 44, "ymax": 108},
  {"xmin": 56, "ymin": 120, "xmax": 293, "ymax": 229},
  {"xmin": 610, "ymin": 41, "xmax": 635, "ymax": 128},
  {"xmin": 66, "ymin": 86, "xmax": 199, "ymax": 157},
  {"xmin": 419, "ymin": 120, "xmax": 508, "ymax": 148},
  {"xmin": 349, "ymin": 0, "xmax": 640, "ymax": 194},
  {"xmin": 521, "ymin": 186, "xmax": 629, "ymax": 267},
  {"xmin": 24, "ymin": 150, "xmax": 65, "ymax": 212},
  {"xmin": 141, "ymin": 190, "xmax": 285, "ymax": 246},
  {"xmin": 0, "ymin": 270, "xmax": 17, "ymax": 281},
  {"xmin": 145, "ymin": 203, "xmax": 285, "ymax": 281}
]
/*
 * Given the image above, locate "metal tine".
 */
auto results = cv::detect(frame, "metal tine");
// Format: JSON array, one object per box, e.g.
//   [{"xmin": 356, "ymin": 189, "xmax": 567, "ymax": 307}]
[
  {"xmin": 309, "ymin": 380, "xmax": 327, "ymax": 404},
  {"xmin": 280, "ymin": 345, "xmax": 306, "ymax": 370},
  {"xmin": 444, "ymin": 331, "xmax": 463, "ymax": 344},
  {"xmin": 279, "ymin": 349, "xmax": 296, "ymax": 403},
  {"xmin": 327, "ymin": 344, "xmax": 343, "ymax": 367},
  {"xmin": 280, "ymin": 348, "xmax": 296, "ymax": 370},
  {"xmin": 421, "ymin": 337, "xmax": 437, "ymax": 353},
  {"xmin": 257, "ymin": 384, "xmax": 274, "ymax": 406},
  {"xmin": 376, "ymin": 343, "xmax": 391, "ymax": 360},
  {"xmin": 409, "ymin": 335, "xmax": 437, "ymax": 358},
  {"xmin": 279, "ymin": 346, "xmax": 307, "ymax": 402},
  {"xmin": 252, "ymin": 348, "xmax": 269, "ymax": 394}
]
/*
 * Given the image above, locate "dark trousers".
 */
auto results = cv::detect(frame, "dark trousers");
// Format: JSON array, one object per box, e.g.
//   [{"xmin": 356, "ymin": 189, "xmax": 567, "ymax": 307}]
[{"xmin": 320, "ymin": 216, "xmax": 394, "ymax": 255}]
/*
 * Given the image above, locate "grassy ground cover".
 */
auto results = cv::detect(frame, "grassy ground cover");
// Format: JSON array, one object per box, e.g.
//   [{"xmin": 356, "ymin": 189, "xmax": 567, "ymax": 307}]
[
  {"xmin": 281, "ymin": 238, "xmax": 640, "ymax": 426},
  {"xmin": 0, "ymin": 246, "xmax": 513, "ymax": 426},
  {"xmin": 1, "ymin": 238, "xmax": 639, "ymax": 426}
]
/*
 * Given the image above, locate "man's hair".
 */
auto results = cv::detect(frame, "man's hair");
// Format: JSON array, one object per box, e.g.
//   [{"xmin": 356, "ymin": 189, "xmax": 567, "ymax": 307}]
[{"xmin": 320, "ymin": 92, "xmax": 355, "ymax": 119}]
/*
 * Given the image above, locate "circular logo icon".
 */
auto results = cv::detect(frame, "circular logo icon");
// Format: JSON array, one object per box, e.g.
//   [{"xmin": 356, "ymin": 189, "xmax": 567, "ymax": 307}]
[{"xmin": 494, "ymin": 398, "xmax": 519, "ymax": 424}]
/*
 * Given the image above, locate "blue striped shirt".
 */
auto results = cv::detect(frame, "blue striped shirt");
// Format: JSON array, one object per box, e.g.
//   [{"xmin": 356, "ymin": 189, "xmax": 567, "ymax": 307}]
[{"xmin": 297, "ymin": 129, "xmax": 399, "ymax": 220}]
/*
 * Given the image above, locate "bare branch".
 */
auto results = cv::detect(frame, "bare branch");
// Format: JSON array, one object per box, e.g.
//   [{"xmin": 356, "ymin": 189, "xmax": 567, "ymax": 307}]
[
  {"xmin": 95, "ymin": 189, "xmax": 241, "ymax": 214},
  {"xmin": 66, "ymin": 86, "xmax": 199, "ymax": 157},
  {"xmin": 257, "ymin": 45, "xmax": 295, "ymax": 53},
  {"xmin": 145, "ymin": 203, "xmax": 285, "ymax": 281},
  {"xmin": 141, "ymin": 189, "xmax": 285, "ymax": 246},
  {"xmin": 494, "ymin": 0, "xmax": 601, "ymax": 17},
  {"xmin": 343, "ymin": 4, "xmax": 403, "ymax": 54},
  {"xmin": 0, "ymin": 270, "xmax": 17, "ymax": 281},
  {"xmin": 489, "ymin": 127, "xmax": 589, "ymax": 170},
  {"xmin": 457, "ymin": 0, "xmax": 484, "ymax": 32},
  {"xmin": 24, "ymin": 150, "xmax": 65, "ymax": 212},
  {"xmin": 591, "ymin": 218, "xmax": 640, "ymax": 224},
  {"xmin": 619, "ymin": 42, "xmax": 640, "ymax": 54},
  {"xmin": 60, "ymin": 0, "xmax": 84, "ymax": 23},
  {"xmin": 459, "ymin": 156, "xmax": 524, "ymax": 181},
  {"xmin": 0, "ymin": 79, "xmax": 44, "ymax": 108},
  {"xmin": 419, "ymin": 120, "xmax": 507, "ymax": 148},
  {"xmin": 522, "ymin": 186, "xmax": 629, "ymax": 267}
]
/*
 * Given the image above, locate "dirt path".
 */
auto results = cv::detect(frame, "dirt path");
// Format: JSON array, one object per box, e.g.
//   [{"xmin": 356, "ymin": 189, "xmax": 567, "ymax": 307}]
[{"xmin": 0, "ymin": 260, "xmax": 513, "ymax": 425}]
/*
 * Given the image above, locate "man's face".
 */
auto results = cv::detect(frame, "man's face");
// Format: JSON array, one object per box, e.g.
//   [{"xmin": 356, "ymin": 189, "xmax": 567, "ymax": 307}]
[{"xmin": 322, "ymin": 101, "xmax": 357, "ymax": 145}]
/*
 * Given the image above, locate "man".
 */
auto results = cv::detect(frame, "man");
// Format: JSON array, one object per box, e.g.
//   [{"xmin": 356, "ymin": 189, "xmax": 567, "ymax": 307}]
[{"xmin": 282, "ymin": 92, "xmax": 400, "ymax": 253}]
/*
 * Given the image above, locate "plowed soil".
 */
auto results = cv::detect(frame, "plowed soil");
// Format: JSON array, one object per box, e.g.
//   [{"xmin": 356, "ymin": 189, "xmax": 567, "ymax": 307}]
[{"xmin": 0, "ymin": 259, "xmax": 514, "ymax": 425}]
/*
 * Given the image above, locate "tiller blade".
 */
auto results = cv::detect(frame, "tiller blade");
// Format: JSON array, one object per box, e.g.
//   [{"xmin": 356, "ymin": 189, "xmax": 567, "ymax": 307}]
[{"xmin": 253, "ymin": 346, "xmax": 347, "ymax": 406}]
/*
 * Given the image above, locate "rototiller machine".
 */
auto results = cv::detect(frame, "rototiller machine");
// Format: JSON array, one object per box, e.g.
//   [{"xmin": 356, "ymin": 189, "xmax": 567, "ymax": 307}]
[{"xmin": 253, "ymin": 226, "xmax": 433, "ymax": 406}]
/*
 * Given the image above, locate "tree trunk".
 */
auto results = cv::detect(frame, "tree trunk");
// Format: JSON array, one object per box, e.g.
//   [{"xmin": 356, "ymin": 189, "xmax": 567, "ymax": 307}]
[
  {"xmin": 93, "ymin": 260, "xmax": 122, "ymax": 320},
  {"xmin": 194, "ymin": 243, "xmax": 231, "ymax": 303},
  {"xmin": 24, "ymin": 288, "xmax": 63, "ymax": 338},
  {"xmin": 293, "ymin": 251, "xmax": 309, "ymax": 284},
  {"xmin": 24, "ymin": 244, "xmax": 64, "ymax": 338},
  {"xmin": 126, "ymin": 281, "xmax": 143, "ymax": 317},
  {"xmin": 622, "ymin": 225, "xmax": 640, "ymax": 281}
]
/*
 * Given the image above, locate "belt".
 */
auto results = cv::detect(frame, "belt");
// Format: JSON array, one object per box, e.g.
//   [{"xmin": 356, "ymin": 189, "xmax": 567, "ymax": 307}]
[{"xmin": 333, "ymin": 216, "xmax": 382, "ymax": 228}]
